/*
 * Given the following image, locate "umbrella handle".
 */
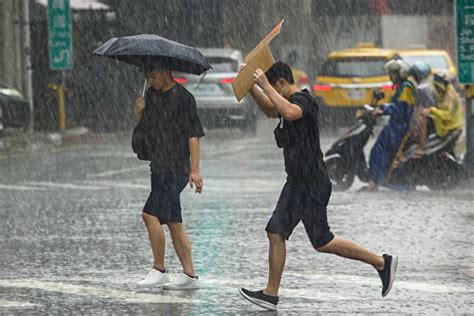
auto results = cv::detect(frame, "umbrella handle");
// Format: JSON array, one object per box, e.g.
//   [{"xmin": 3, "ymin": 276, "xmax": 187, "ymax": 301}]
[{"xmin": 142, "ymin": 79, "xmax": 147, "ymax": 97}]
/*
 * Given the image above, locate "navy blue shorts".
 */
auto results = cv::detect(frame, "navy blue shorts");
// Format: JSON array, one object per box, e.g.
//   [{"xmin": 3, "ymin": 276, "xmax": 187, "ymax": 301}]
[
  {"xmin": 143, "ymin": 172, "xmax": 188, "ymax": 224},
  {"xmin": 265, "ymin": 181, "xmax": 334, "ymax": 249}
]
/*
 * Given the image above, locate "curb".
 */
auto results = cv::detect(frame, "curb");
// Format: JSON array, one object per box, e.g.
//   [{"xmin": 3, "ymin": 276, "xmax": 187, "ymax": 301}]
[{"xmin": 0, "ymin": 127, "xmax": 94, "ymax": 156}]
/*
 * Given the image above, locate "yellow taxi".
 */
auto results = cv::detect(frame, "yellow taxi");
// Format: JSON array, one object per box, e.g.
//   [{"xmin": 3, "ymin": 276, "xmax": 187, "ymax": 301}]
[
  {"xmin": 397, "ymin": 48, "xmax": 461, "ymax": 92},
  {"xmin": 313, "ymin": 43, "xmax": 397, "ymax": 126},
  {"xmin": 397, "ymin": 48, "xmax": 457, "ymax": 80},
  {"xmin": 292, "ymin": 68, "xmax": 311, "ymax": 91}
]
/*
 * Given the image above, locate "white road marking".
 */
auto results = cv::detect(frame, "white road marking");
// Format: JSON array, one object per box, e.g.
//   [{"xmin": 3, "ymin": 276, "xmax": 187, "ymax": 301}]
[
  {"xmin": 200, "ymin": 277, "xmax": 361, "ymax": 300},
  {"xmin": 25, "ymin": 182, "xmax": 106, "ymax": 190},
  {"xmin": 81, "ymin": 180, "xmax": 148, "ymax": 190},
  {"xmin": 0, "ymin": 184, "xmax": 46, "ymax": 191},
  {"xmin": 2, "ymin": 178, "xmax": 281, "ymax": 192},
  {"xmin": 203, "ymin": 144, "xmax": 276, "ymax": 159},
  {"xmin": 202, "ymin": 178, "xmax": 283, "ymax": 193},
  {"xmin": 86, "ymin": 166, "xmax": 148, "ymax": 179},
  {"xmin": 286, "ymin": 272, "xmax": 473, "ymax": 294},
  {"xmin": 0, "ymin": 299, "xmax": 40, "ymax": 308},
  {"xmin": 0, "ymin": 279, "xmax": 195, "ymax": 304}
]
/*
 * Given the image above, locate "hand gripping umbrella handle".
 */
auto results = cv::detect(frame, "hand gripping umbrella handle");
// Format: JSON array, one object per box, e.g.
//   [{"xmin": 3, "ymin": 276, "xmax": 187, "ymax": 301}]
[{"xmin": 142, "ymin": 79, "xmax": 147, "ymax": 97}]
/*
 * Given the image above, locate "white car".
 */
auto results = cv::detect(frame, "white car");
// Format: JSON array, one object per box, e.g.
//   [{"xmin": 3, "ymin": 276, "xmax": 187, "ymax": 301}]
[{"xmin": 175, "ymin": 48, "xmax": 257, "ymax": 135}]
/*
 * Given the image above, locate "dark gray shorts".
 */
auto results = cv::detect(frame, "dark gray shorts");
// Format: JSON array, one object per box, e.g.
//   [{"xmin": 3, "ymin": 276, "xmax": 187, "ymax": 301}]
[
  {"xmin": 265, "ymin": 181, "xmax": 334, "ymax": 249},
  {"xmin": 143, "ymin": 172, "xmax": 188, "ymax": 224}
]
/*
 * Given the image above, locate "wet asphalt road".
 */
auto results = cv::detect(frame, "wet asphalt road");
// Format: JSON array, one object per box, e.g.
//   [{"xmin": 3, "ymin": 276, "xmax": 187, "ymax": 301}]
[{"xmin": 0, "ymin": 120, "xmax": 473, "ymax": 314}]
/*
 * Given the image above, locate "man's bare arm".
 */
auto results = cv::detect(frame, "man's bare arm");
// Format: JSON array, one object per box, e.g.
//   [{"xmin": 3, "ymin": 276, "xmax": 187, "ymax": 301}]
[
  {"xmin": 249, "ymin": 85, "xmax": 279, "ymax": 118},
  {"xmin": 253, "ymin": 69, "xmax": 303, "ymax": 121},
  {"xmin": 188, "ymin": 137, "xmax": 203, "ymax": 193},
  {"xmin": 262, "ymin": 85, "xmax": 302, "ymax": 121},
  {"xmin": 134, "ymin": 96, "xmax": 145, "ymax": 123}
]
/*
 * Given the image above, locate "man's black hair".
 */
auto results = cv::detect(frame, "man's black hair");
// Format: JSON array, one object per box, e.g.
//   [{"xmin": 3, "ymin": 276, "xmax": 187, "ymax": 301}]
[
  {"xmin": 265, "ymin": 62, "xmax": 295, "ymax": 85},
  {"xmin": 143, "ymin": 59, "xmax": 170, "ymax": 74}
]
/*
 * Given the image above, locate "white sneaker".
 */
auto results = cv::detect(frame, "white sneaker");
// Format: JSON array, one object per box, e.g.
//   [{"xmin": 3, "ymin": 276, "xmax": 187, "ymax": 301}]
[
  {"xmin": 162, "ymin": 272, "xmax": 200, "ymax": 290},
  {"xmin": 137, "ymin": 269, "xmax": 169, "ymax": 287}
]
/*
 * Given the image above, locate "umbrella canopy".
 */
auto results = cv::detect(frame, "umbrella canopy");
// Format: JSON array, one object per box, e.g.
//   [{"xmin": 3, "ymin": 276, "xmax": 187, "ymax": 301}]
[{"xmin": 92, "ymin": 34, "xmax": 212, "ymax": 75}]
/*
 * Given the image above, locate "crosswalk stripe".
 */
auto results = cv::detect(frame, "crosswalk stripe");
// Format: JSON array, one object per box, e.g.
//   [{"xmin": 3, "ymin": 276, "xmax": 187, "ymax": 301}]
[{"xmin": 0, "ymin": 279, "xmax": 195, "ymax": 304}]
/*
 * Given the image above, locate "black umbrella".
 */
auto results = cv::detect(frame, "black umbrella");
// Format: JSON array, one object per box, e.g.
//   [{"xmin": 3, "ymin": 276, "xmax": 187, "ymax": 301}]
[{"xmin": 92, "ymin": 34, "xmax": 212, "ymax": 75}]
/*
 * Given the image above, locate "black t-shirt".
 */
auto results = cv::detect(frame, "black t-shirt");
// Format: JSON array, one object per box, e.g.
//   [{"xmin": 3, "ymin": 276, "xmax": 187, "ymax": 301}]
[
  {"xmin": 143, "ymin": 84, "xmax": 204, "ymax": 174},
  {"xmin": 276, "ymin": 90, "xmax": 329, "ymax": 185}
]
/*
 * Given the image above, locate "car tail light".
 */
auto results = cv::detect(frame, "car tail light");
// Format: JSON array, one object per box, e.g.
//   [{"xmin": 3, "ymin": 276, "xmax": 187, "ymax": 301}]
[
  {"xmin": 174, "ymin": 77, "xmax": 187, "ymax": 84},
  {"xmin": 219, "ymin": 77, "xmax": 234, "ymax": 84},
  {"xmin": 313, "ymin": 84, "xmax": 332, "ymax": 91},
  {"xmin": 381, "ymin": 84, "xmax": 392, "ymax": 91}
]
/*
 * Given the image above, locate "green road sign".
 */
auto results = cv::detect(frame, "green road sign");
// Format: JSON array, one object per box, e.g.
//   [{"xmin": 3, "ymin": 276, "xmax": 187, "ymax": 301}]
[
  {"xmin": 456, "ymin": 0, "xmax": 474, "ymax": 84},
  {"xmin": 48, "ymin": 0, "xmax": 73, "ymax": 70}
]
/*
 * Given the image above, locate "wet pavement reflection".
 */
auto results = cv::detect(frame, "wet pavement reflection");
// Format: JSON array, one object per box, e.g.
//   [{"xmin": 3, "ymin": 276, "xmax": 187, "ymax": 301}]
[{"xmin": 1, "ymin": 121, "xmax": 473, "ymax": 314}]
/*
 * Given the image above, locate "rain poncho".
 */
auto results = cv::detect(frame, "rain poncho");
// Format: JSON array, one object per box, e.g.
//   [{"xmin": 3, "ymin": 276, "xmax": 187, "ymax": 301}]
[
  {"xmin": 430, "ymin": 84, "xmax": 463, "ymax": 137},
  {"xmin": 369, "ymin": 80, "xmax": 415, "ymax": 185}
]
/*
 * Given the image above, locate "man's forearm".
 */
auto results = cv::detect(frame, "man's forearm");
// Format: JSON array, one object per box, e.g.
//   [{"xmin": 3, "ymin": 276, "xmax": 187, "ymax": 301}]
[
  {"xmin": 189, "ymin": 137, "xmax": 200, "ymax": 172},
  {"xmin": 249, "ymin": 86, "xmax": 278, "ymax": 118},
  {"xmin": 262, "ymin": 86, "xmax": 302, "ymax": 121},
  {"xmin": 134, "ymin": 109, "xmax": 143, "ymax": 123}
]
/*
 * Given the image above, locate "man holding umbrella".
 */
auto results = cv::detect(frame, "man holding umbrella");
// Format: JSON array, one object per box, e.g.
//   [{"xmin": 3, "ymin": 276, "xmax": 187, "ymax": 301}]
[
  {"xmin": 134, "ymin": 61, "xmax": 205, "ymax": 289},
  {"xmin": 93, "ymin": 34, "xmax": 211, "ymax": 289}
]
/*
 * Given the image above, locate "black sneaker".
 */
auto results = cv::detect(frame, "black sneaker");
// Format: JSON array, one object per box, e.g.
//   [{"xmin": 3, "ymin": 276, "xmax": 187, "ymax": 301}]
[
  {"xmin": 239, "ymin": 287, "xmax": 279, "ymax": 311},
  {"xmin": 378, "ymin": 254, "xmax": 398, "ymax": 297}
]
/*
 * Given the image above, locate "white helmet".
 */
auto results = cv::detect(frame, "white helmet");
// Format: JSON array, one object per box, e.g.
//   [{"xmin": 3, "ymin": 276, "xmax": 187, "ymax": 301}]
[
  {"xmin": 433, "ymin": 69, "xmax": 450, "ymax": 91},
  {"xmin": 383, "ymin": 59, "xmax": 411, "ymax": 79}
]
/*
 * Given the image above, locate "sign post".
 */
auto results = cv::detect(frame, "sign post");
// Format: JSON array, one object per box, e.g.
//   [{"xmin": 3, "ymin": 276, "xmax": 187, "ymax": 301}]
[
  {"xmin": 47, "ymin": 0, "xmax": 72, "ymax": 130},
  {"xmin": 48, "ymin": 0, "xmax": 73, "ymax": 70},
  {"xmin": 455, "ymin": 0, "xmax": 474, "ymax": 84},
  {"xmin": 455, "ymin": 0, "xmax": 474, "ymax": 175}
]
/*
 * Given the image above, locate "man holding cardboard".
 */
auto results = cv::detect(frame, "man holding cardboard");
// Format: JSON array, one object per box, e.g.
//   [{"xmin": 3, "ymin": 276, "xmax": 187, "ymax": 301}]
[{"xmin": 238, "ymin": 62, "xmax": 398, "ymax": 311}]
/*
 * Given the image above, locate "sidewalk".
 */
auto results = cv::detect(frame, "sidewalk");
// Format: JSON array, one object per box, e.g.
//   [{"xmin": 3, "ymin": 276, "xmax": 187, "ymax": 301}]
[{"xmin": 0, "ymin": 127, "xmax": 94, "ymax": 156}]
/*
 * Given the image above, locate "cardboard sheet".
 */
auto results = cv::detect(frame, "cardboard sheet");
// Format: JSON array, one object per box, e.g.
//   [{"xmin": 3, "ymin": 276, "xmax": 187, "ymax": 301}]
[{"xmin": 232, "ymin": 19, "xmax": 284, "ymax": 101}]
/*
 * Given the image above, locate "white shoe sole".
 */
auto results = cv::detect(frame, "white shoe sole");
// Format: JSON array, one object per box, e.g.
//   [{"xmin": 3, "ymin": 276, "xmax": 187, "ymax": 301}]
[
  {"xmin": 382, "ymin": 256, "xmax": 398, "ymax": 297},
  {"xmin": 137, "ymin": 277, "xmax": 169, "ymax": 287},
  {"xmin": 239, "ymin": 288, "xmax": 277, "ymax": 311},
  {"xmin": 162, "ymin": 282, "xmax": 200, "ymax": 290}
]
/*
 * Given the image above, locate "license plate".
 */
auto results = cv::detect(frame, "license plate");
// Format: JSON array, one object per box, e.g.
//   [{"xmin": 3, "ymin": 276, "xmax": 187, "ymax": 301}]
[{"xmin": 347, "ymin": 89, "xmax": 366, "ymax": 100}]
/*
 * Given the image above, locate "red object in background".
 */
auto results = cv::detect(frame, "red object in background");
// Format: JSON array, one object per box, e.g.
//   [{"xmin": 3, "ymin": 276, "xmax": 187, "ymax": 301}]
[
  {"xmin": 370, "ymin": 0, "xmax": 388, "ymax": 15},
  {"xmin": 219, "ymin": 77, "xmax": 234, "ymax": 84},
  {"xmin": 174, "ymin": 77, "xmax": 187, "ymax": 84},
  {"xmin": 381, "ymin": 84, "xmax": 392, "ymax": 91},
  {"xmin": 298, "ymin": 76, "xmax": 309, "ymax": 84},
  {"xmin": 313, "ymin": 84, "xmax": 332, "ymax": 91}
]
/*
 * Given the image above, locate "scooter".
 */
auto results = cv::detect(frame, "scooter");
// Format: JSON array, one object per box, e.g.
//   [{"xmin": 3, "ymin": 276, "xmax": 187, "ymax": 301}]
[
  {"xmin": 324, "ymin": 91, "xmax": 383, "ymax": 191},
  {"xmin": 387, "ymin": 129, "xmax": 465, "ymax": 190},
  {"xmin": 324, "ymin": 92, "xmax": 466, "ymax": 191}
]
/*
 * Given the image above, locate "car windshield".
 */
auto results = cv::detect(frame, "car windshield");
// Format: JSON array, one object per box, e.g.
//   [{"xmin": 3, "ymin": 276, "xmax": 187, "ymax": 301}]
[
  {"xmin": 320, "ymin": 58, "xmax": 387, "ymax": 77},
  {"xmin": 206, "ymin": 57, "xmax": 238, "ymax": 72},
  {"xmin": 401, "ymin": 55, "xmax": 449, "ymax": 69}
]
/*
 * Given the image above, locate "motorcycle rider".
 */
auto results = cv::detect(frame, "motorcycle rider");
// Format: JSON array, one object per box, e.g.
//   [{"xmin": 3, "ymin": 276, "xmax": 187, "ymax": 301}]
[
  {"xmin": 362, "ymin": 59, "xmax": 414, "ymax": 191},
  {"xmin": 420, "ymin": 70, "xmax": 463, "ymax": 139},
  {"xmin": 407, "ymin": 61, "xmax": 436, "ymax": 158}
]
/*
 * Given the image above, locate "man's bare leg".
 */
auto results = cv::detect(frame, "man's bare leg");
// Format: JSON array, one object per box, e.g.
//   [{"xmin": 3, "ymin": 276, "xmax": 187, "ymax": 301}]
[
  {"xmin": 142, "ymin": 212, "xmax": 166, "ymax": 271},
  {"xmin": 264, "ymin": 232, "xmax": 286, "ymax": 296},
  {"xmin": 316, "ymin": 237, "xmax": 384, "ymax": 270},
  {"xmin": 414, "ymin": 114, "xmax": 428, "ymax": 158},
  {"xmin": 168, "ymin": 222, "xmax": 195, "ymax": 277}
]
